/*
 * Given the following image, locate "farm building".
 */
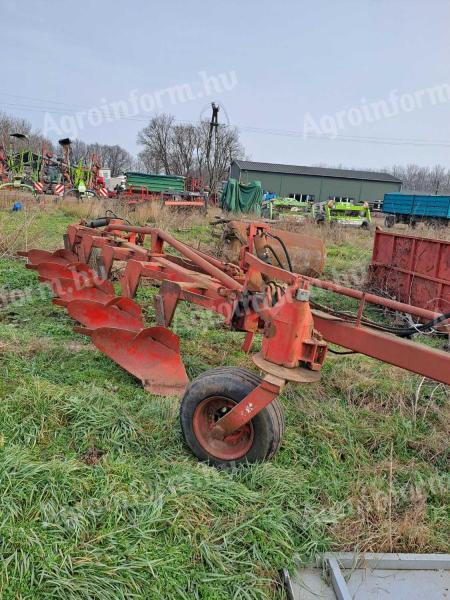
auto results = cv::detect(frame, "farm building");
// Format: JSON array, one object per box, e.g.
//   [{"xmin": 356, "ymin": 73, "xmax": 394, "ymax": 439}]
[{"xmin": 230, "ymin": 160, "xmax": 402, "ymax": 206}]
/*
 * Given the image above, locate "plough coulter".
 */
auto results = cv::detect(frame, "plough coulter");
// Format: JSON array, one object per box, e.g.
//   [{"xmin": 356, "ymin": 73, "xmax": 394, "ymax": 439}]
[{"xmin": 19, "ymin": 217, "xmax": 450, "ymax": 467}]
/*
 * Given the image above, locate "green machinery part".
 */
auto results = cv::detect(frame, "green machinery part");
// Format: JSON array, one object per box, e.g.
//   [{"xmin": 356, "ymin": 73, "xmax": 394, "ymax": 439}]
[
  {"xmin": 0, "ymin": 179, "xmax": 37, "ymax": 196},
  {"xmin": 315, "ymin": 200, "xmax": 372, "ymax": 228},
  {"xmin": 264, "ymin": 197, "xmax": 313, "ymax": 220}
]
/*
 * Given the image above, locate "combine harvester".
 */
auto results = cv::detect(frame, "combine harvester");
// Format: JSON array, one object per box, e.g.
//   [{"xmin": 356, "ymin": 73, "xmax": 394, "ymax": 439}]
[{"xmin": 20, "ymin": 218, "xmax": 449, "ymax": 467}]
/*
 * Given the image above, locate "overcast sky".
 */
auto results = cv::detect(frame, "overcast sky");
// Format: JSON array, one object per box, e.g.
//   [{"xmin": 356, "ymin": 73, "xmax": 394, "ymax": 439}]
[{"xmin": 2, "ymin": 0, "xmax": 450, "ymax": 170}]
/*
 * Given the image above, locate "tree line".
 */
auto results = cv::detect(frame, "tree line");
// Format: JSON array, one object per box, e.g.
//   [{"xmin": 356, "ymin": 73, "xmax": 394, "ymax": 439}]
[
  {"xmin": 2, "ymin": 110, "xmax": 450, "ymax": 193},
  {"xmin": 0, "ymin": 112, "xmax": 133, "ymax": 177},
  {"xmin": 386, "ymin": 164, "xmax": 450, "ymax": 194}
]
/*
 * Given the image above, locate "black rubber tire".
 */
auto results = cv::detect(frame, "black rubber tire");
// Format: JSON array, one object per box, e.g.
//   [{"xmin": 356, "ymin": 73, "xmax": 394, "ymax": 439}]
[{"xmin": 180, "ymin": 366, "xmax": 284, "ymax": 467}]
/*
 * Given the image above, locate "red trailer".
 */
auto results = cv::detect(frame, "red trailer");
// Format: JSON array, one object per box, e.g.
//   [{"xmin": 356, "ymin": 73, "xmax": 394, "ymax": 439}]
[{"xmin": 369, "ymin": 229, "xmax": 450, "ymax": 315}]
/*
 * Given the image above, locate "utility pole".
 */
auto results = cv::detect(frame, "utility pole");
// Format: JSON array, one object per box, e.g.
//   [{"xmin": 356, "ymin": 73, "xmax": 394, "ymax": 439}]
[{"xmin": 206, "ymin": 102, "xmax": 219, "ymax": 192}]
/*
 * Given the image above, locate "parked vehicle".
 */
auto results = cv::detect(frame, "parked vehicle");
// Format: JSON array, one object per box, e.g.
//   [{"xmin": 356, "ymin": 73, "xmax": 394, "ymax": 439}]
[
  {"xmin": 314, "ymin": 199, "xmax": 371, "ymax": 228},
  {"xmin": 369, "ymin": 229, "xmax": 449, "ymax": 316},
  {"xmin": 262, "ymin": 197, "xmax": 312, "ymax": 220},
  {"xmin": 382, "ymin": 193, "xmax": 450, "ymax": 227}
]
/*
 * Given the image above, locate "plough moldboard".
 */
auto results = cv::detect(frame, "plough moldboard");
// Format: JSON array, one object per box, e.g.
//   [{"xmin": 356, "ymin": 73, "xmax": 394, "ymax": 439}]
[{"xmin": 19, "ymin": 217, "xmax": 450, "ymax": 467}]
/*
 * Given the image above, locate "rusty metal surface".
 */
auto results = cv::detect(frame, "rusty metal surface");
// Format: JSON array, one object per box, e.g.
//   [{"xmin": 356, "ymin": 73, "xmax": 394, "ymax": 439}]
[
  {"xmin": 252, "ymin": 352, "xmax": 322, "ymax": 382},
  {"xmin": 89, "ymin": 326, "xmax": 189, "ymax": 396},
  {"xmin": 193, "ymin": 396, "xmax": 255, "ymax": 460},
  {"xmin": 308, "ymin": 275, "xmax": 446, "ymax": 324},
  {"xmin": 369, "ymin": 230, "xmax": 450, "ymax": 314},
  {"xmin": 211, "ymin": 376, "xmax": 283, "ymax": 438},
  {"xmin": 222, "ymin": 220, "xmax": 326, "ymax": 276},
  {"xmin": 312, "ymin": 310, "xmax": 450, "ymax": 386},
  {"xmin": 67, "ymin": 298, "xmax": 144, "ymax": 332},
  {"xmin": 19, "ymin": 218, "xmax": 450, "ymax": 453}
]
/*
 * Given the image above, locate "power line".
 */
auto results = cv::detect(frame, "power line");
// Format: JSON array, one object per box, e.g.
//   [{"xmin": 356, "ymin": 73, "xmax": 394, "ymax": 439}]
[
  {"xmin": 0, "ymin": 91, "xmax": 91, "ymax": 110},
  {"xmin": 2, "ymin": 94, "xmax": 450, "ymax": 148},
  {"xmin": 239, "ymin": 126, "xmax": 450, "ymax": 147}
]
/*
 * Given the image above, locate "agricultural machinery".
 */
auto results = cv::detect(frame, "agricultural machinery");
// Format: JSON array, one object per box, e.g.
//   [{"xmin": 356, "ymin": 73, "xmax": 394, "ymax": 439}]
[
  {"xmin": 262, "ymin": 197, "xmax": 312, "ymax": 221},
  {"xmin": 369, "ymin": 229, "xmax": 450, "ymax": 317},
  {"xmin": 0, "ymin": 133, "xmax": 39, "ymax": 195},
  {"xmin": 314, "ymin": 199, "xmax": 372, "ymax": 228},
  {"xmin": 212, "ymin": 218, "xmax": 326, "ymax": 276},
  {"xmin": 20, "ymin": 218, "xmax": 450, "ymax": 467},
  {"xmin": 0, "ymin": 135, "xmax": 108, "ymax": 198},
  {"xmin": 118, "ymin": 172, "xmax": 208, "ymax": 211},
  {"xmin": 58, "ymin": 139, "xmax": 108, "ymax": 198}
]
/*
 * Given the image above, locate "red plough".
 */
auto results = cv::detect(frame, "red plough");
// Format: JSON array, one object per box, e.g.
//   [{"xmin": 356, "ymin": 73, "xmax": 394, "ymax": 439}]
[{"xmin": 20, "ymin": 217, "xmax": 450, "ymax": 467}]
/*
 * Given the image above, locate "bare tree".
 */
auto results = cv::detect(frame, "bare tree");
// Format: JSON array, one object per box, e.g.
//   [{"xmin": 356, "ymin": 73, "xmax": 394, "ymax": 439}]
[
  {"xmin": 137, "ymin": 115, "xmax": 175, "ymax": 175},
  {"xmin": 171, "ymin": 123, "xmax": 197, "ymax": 175},
  {"xmin": 203, "ymin": 121, "xmax": 243, "ymax": 192},
  {"xmin": 0, "ymin": 112, "xmax": 31, "ymax": 147},
  {"xmin": 136, "ymin": 147, "xmax": 162, "ymax": 174},
  {"xmin": 68, "ymin": 139, "xmax": 88, "ymax": 165},
  {"xmin": 387, "ymin": 164, "xmax": 450, "ymax": 194},
  {"xmin": 0, "ymin": 112, "xmax": 54, "ymax": 155},
  {"xmin": 64, "ymin": 139, "xmax": 132, "ymax": 175},
  {"xmin": 136, "ymin": 113, "xmax": 244, "ymax": 190},
  {"xmin": 100, "ymin": 144, "xmax": 133, "ymax": 176}
]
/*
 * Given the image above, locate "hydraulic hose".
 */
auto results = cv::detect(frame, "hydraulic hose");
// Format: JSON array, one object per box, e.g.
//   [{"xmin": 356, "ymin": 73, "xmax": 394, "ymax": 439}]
[
  {"xmin": 311, "ymin": 299, "xmax": 450, "ymax": 339},
  {"xmin": 266, "ymin": 232, "xmax": 293, "ymax": 272},
  {"xmin": 264, "ymin": 244, "xmax": 285, "ymax": 270}
]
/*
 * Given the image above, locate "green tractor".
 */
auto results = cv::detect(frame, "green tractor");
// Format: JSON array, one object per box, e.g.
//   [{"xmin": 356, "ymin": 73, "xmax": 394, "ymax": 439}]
[{"xmin": 314, "ymin": 199, "xmax": 372, "ymax": 228}]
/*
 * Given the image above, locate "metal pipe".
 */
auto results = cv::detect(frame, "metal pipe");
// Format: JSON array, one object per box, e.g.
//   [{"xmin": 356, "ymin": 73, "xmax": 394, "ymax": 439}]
[
  {"xmin": 106, "ymin": 224, "xmax": 243, "ymax": 292},
  {"xmin": 107, "ymin": 224, "xmax": 445, "ymax": 321},
  {"xmin": 307, "ymin": 276, "xmax": 444, "ymax": 321}
]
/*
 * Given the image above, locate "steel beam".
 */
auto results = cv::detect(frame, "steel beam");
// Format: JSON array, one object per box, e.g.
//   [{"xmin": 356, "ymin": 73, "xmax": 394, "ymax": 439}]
[{"xmin": 313, "ymin": 310, "xmax": 450, "ymax": 385}]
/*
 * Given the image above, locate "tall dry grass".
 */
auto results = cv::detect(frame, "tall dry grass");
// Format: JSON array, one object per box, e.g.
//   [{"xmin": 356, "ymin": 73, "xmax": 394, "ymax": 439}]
[{"xmin": 58, "ymin": 197, "xmax": 222, "ymax": 232}]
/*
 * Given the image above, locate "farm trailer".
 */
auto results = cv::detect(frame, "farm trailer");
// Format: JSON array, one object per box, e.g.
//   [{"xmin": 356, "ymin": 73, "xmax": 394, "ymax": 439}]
[
  {"xmin": 369, "ymin": 229, "xmax": 450, "ymax": 316},
  {"xmin": 122, "ymin": 172, "xmax": 208, "ymax": 211},
  {"xmin": 383, "ymin": 193, "xmax": 450, "ymax": 228}
]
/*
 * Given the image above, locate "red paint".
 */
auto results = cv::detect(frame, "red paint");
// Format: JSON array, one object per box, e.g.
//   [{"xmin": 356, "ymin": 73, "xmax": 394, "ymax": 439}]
[
  {"xmin": 369, "ymin": 230, "xmax": 450, "ymax": 316},
  {"xmin": 21, "ymin": 219, "xmax": 450, "ymax": 442}
]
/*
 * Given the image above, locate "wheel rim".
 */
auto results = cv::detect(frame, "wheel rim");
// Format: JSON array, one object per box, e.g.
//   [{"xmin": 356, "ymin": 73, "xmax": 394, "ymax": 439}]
[{"xmin": 192, "ymin": 396, "xmax": 254, "ymax": 460}]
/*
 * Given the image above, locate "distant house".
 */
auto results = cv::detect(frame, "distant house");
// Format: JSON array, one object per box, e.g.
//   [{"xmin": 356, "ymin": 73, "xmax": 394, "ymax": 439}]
[{"xmin": 230, "ymin": 160, "xmax": 402, "ymax": 207}]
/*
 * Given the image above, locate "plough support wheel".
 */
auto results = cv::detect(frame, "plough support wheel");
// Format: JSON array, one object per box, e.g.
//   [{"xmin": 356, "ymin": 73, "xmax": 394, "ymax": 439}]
[{"xmin": 180, "ymin": 367, "xmax": 284, "ymax": 467}]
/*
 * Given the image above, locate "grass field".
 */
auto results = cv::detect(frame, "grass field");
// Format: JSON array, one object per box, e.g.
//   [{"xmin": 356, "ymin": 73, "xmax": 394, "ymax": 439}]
[{"xmin": 0, "ymin": 196, "xmax": 448, "ymax": 599}]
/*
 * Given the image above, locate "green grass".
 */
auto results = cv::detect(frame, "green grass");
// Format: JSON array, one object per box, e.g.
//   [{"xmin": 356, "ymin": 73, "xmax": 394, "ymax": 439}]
[{"xmin": 0, "ymin": 204, "xmax": 448, "ymax": 598}]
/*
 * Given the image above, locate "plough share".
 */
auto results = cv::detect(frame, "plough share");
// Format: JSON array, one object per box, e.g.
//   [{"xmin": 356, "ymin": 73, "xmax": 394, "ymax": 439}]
[{"xmin": 20, "ymin": 217, "xmax": 450, "ymax": 467}]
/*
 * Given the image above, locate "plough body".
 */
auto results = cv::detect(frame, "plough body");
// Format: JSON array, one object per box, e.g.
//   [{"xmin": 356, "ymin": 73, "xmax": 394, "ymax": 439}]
[{"xmin": 20, "ymin": 218, "xmax": 450, "ymax": 466}]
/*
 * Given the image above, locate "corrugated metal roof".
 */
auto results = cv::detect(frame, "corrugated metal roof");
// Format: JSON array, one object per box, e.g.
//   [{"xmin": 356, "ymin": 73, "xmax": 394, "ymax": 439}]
[{"xmin": 232, "ymin": 160, "xmax": 402, "ymax": 184}]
